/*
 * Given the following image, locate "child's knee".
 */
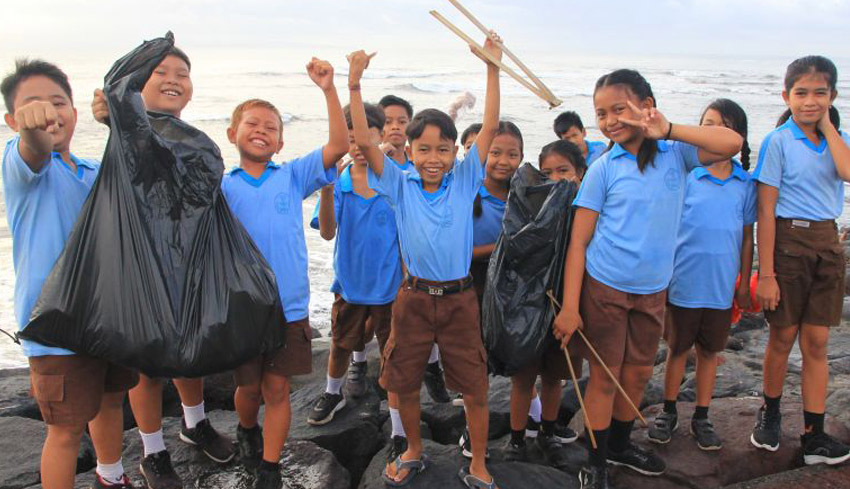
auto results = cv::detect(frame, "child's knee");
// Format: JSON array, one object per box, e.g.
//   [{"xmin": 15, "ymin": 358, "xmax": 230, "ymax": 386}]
[
  {"xmin": 800, "ymin": 331, "xmax": 829, "ymax": 360},
  {"xmin": 462, "ymin": 392, "xmax": 487, "ymax": 408},
  {"xmin": 236, "ymin": 383, "xmax": 262, "ymax": 402},
  {"xmin": 47, "ymin": 423, "xmax": 86, "ymax": 445},
  {"xmin": 261, "ymin": 376, "xmax": 291, "ymax": 405},
  {"xmin": 588, "ymin": 374, "xmax": 617, "ymax": 397}
]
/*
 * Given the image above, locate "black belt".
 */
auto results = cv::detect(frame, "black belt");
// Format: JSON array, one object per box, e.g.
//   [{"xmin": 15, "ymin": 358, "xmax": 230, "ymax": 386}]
[{"xmin": 406, "ymin": 275, "xmax": 474, "ymax": 296}]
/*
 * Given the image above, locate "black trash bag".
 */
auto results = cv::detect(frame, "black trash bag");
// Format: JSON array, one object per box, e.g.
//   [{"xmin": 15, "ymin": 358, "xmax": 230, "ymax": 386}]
[
  {"xmin": 482, "ymin": 163, "xmax": 577, "ymax": 377},
  {"xmin": 19, "ymin": 33, "xmax": 286, "ymax": 378}
]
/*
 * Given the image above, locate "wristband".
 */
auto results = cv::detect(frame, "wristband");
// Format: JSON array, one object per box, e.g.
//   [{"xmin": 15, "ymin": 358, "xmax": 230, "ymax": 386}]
[
  {"xmin": 760, "ymin": 273, "xmax": 776, "ymax": 279},
  {"xmin": 665, "ymin": 122, "xmax": 674, "ymax": 140}
]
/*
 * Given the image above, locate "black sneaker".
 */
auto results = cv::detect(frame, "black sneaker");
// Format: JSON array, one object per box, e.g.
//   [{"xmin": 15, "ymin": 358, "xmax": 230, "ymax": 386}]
[
  {"xmin": 578, "ymin": 465, "xmax": 612, "ymax": 489},
  {"xmin": 458, "ymin": 427, "xmax": 490, "ymax": 459},
  {"xmin": 254, "ymin": 464, "xmax": 283, "ymax": 489},
  {"xmin": 750, "ymin": 406, "xmax": 781, "ymax": 452},
  {"xmin": 648, "ymin": 411, "xmax": 678, "ymax": 444},
  {"xmin": 525, "ymin": 416, "xmax": 540, "ymax": 438},
  {"xmin": 343, "ymin": 360, "xmax": 367, "ymax": 399},
  {"xmin": 307, "ymin": 392, "xmax": 346, "ymax": 426},
  {"xmin": 452, "ymin": 393, "xmax": 465, "ymax": 407},
  {"xmin": 139, "ymin": 451, "xmax": 183, "ymax": 489},
  {"xmin": 179, "ymin": 418, "xmax": 235, "ymax": 463},
  {"xmin": 607, "ymin": 442, "xmax": 665, "ymax": 476},
  {"xmin": 537, "ymin": 432, "xmax": 571, "ymax": 470},
  {"xmin": 424, "ymin": 362, "xmax": 451, "ymax": 403},
  {"xmin": 386, "ymin": 435, "xmax": 408, "ymax": 463},
  {"xmin": 553, "ymin": 421, "xmax": 579, "ymax": 444},
  {"xmin": 237, "ymin": 424, "xmax": 264, "ymax": 470},
  {"xmin": 90, "ymin": 474, "xmax": 137, "ymax": 489},
  {"xmin": 691, "ymin": 418, "xmax": 722, "ymax": 451},
  {"xmin": 801, "ymin": 431, "xmax": 850, "ymax": 466},
  {"xmin": 503, "ymin": 437, "xmax": 528, "ymax": 462}
]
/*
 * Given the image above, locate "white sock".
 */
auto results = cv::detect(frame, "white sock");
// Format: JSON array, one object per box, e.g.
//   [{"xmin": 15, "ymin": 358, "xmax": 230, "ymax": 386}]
[
  {"xmin": 428, "ymin": 344, "xmax": 440, "ymax": 364},
  {"xmin": 529, "ymin": 395, "xmax": 542, "ymax": 423},
  {"xmin": 389, "ymin": 407, "xmax": 406, "ymax": 437},
  {"xmin": 326, "ymin": 375, "xmax": 344, "ymax": 395},
  {"xmin": 140, "ymin": 429, "xmax": 166, "ymax": 457},
  {"xmin": 352, "ymin": 350, "xmax": 367, "ymax": 363},
  {"xmin": 96, "ymin": 458, "xmax": 125, "ymax": 484},
  {"xmin": 182, "ymin": 401, "xmax": 206, "ymax": 429}
]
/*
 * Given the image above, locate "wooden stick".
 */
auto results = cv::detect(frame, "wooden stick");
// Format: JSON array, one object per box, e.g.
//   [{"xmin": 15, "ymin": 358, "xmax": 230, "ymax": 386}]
[
  {"xmin": 546, "ymin": 291, "xmax": 648, "ymax": 426},
  {"xmin": 445, "ymin": 0, "xmax": 559, "ymax": 102},
  {"xmin": 564, "ymin": 347, "xmax": 596, "ymax": 448},
  {"xmin": 429, "ymin": 11, "xmax": 560, "ymax": 108}
]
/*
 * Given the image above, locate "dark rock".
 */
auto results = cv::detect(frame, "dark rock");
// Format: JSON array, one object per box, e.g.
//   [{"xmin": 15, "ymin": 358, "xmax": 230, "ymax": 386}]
[
  {"xmin": 726, "ymin": 336, "xmax": 746, "ymax": 351},
  {"xmin": 357, "ymin": 438, "xmax": 580, "ymax": 489},
  {"xmin": 311, "ymin": 327, "xmax": 322, "ymax": 339},
  {"xmin": 289, "ymin": 365, "xmax": 384, "ymax": 487},
  {"xmin": 0, "ymin": 416, "xmax": 95, "ymax": 489},
  {"xmin": 0, "ymin": 367, "xmax": 40, "ymax": 421},
  {"xmin": 722, "ymin": 463, "xmax": 850, "ymax": 488},
  {"xmin": 612, "ymin": 397, "xmax": 850, "ymax": 489},
  {"xmin": 677, "ymin": 356, "xmax": 762, "ymax": 402},
  {"xmin": 733, "ymin": 314, "xmax": 767, "ymax": 335},
  {"xmin": 559, "ymin": 377, "xmax": 588, "ymax": 420},
  {"xmin": 419, "ymin": 374, "xmax": 512, "ymax": 445}
]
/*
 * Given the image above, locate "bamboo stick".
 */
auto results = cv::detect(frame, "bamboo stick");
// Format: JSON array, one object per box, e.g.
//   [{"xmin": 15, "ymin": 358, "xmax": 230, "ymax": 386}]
[{"xmin": 564, "ymin": 347, "xmax": 596, "ymax": 448}]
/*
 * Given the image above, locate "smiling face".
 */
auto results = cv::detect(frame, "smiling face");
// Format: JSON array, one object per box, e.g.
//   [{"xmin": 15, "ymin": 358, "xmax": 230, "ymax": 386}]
[
  {"xmin": 227, "ymin": 106, "xmax": 283, "ymax": 163},
  {"xmin": 782, "ymin": 72, "xmax": 836, "ymax": 127},
  {"xmin": 9, "ymin": 75, "xmax": 77, "ymax": 154},
  {"xmin": 486, "ymin": 133, "xmax": 522, "ymax": 184},
  {"xmin": 383, "ymin": 105, "xmax": 410, "ymax": 148},
  {"xmin": 407, "ymin": 124, "xmax": 458, "ymax": 190},
  {"xmin": 594, "ymin": 84, "xmax": 651, "ymax": 148},
  {"xmin": 141, "ymin": 55, "xmax": 193, "ymax": 117}
]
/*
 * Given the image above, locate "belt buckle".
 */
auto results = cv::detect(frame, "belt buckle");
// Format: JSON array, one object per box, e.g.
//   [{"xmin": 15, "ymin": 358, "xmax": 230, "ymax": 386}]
[
  {"xmin": 791, "ymin": 219, "xmax": 810, "ymax": 229},
  {"xmin": 427, "ymin": 285, "xmax": 444, "ymax": 296}
]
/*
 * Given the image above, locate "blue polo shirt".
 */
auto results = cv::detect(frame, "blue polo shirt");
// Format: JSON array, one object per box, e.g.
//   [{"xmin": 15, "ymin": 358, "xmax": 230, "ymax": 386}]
[
  {"xmin": 222, "ymin": 148, "xmax": 334, "ymax": 322},
  {"xmin": 2, "ymin": 137, "xmax": 100, "ymax": 357},
  {"xmin": 752, "ymin": 117, "xmax": 849, "ymax": 221},
  {"xmin": 472, "ymin": 185, "xmax": 506, "ymax": 246},
  {"xmin": 309, "ymin": 166, "xmax": 402, "ymax": 305},
  {"xmin": 586, "ymin": 140, "xmax": 608, "ymax": 165},
  {"xmin": 574, "ymin": 140, "xmax": 701, "ymax": 294},
  {"xmin": 668, "ymin": 161, "xmax": 757, "ymax": 309},
  {"xmin": 369, "ymin": 144, "xmax": 484, "ymax": 281}
]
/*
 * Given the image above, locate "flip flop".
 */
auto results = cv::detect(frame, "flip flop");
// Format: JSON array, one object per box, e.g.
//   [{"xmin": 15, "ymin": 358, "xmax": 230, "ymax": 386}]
[
  {"xmin": 458, "ymin": 465, "xmax": 499, "ymax": 489},
  {"xmin": 381, "ymin": 453, "xmax": 430, "ymax": 487}
]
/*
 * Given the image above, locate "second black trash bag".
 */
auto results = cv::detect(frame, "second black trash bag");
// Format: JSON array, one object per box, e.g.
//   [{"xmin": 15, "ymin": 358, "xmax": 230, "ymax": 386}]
[
  {"xmin": 482, "ymin": 163, "xmax": 576, "ymax": 377},
  {"xmin": 19, "ymin": 33, "xmax": 286, "ymax": 378}
]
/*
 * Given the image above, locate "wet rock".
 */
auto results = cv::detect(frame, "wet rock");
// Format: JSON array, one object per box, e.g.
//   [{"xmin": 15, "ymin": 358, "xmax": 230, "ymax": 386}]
[
  {"xmin": 0, "ymin": 416, "xmax": 95, "ymax": 489},
  {"xmin": 420, "ymin": 374, "xmax": 512, "ymax": 445},
  {"xmin": 0, "ymin": 367, "xmax": 39, "ymax": 421},
  {"xmin": 722, "ymin": 463, "xmax": 850, "ymax": 488}
]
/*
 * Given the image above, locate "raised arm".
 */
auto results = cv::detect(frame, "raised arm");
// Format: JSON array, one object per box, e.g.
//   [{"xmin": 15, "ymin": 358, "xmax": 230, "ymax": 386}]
[
  {"xmin": 347, "ymin": 51, "xmax": 385, "ymax": 176},
  {"xmin": 819, "ymin": 116, "xmax": 850, "ymax": 182},
  {"xmin": 7, "ymin": 101, "xmax": 57, "ymax": 171},
  {"xmin": 473, "ymin": 33, "xmax": 502, "ymax": 164},
  {"xmin": 307, "ymin": 57, "xmax": 349, "ymax": 169}
]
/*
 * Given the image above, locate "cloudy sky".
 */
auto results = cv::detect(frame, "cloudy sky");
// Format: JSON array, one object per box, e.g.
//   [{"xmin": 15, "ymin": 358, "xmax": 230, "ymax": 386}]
[{"xmin": 3, "ymin": 0, "xmax": 850, "ymax": 61}]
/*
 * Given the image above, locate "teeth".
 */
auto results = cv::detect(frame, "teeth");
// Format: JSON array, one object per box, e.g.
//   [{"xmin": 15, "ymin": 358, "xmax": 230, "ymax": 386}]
[
  {"xmin": 163, "ymin": 90, "xmax": 179, "ymax": 97},
  {"xmin": 250, "ymin": 139, "xmax": 267, "ymax": 148}
]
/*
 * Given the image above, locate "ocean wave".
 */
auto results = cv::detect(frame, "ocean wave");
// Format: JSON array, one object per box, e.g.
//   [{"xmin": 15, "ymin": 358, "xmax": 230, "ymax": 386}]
[{"xmin": 185, "ymin": 113, "xmax": 299, "ymax": 124}]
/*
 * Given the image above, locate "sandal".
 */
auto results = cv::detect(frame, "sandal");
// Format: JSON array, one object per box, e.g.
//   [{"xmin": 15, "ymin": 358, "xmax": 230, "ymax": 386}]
[
  {"xmin": 458, "ymin": 465, "xmax": 499, "ymax": 489},
  {"xmin": 381, "ymin": 453, "xmax": 430, "ymax": 487}
]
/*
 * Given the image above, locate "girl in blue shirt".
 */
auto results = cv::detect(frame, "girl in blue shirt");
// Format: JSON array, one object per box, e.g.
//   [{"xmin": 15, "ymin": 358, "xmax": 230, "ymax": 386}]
[
  {"xmin": 752, "ymin": 56, "xmax": 850, "ymax": 465},
  {"xmin": 552, "ymin": 69, "xmax": 742, "ymax": 489},
  {"xmin": 649, "ymin": 99, "xmax": 756, "ymax": 451}
]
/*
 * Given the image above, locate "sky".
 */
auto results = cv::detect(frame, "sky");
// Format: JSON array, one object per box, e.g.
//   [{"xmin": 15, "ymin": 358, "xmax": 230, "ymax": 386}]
[{"xmin": 2, "ymin": 0, "xmax": 850, "ymax": 61}]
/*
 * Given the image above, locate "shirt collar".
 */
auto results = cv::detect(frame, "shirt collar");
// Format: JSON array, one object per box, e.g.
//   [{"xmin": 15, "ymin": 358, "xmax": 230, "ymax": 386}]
[
  {"xmin": 609, "ymin": 140, "xmax": 668, "ymax": 161},
  {"xmin": 785, "ymin": 117, "xmax": 807, "ymax": 140},
  {"xmin": 228, "ymin": 161, "xmax": 279, "ymax": 176},
  {"xmin": 478, "ymin": 184, "xmax": 506, "ymax": 202},
  {"xmin": 692, "ymin": 159, "xmax": 748, "ymax": 183},
  {"xmin": 406, "ymin": 168, "xmax": 451, "ymax": 191},
  {"xmin": 61, "ymin": 153, "xmax": 96, "ymax": 170}
]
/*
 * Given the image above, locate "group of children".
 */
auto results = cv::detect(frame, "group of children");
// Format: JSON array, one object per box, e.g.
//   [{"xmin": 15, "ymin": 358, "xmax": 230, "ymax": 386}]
[{"xmin": 2, "ymin": 30, "xmax": 849, "ymax": 489}]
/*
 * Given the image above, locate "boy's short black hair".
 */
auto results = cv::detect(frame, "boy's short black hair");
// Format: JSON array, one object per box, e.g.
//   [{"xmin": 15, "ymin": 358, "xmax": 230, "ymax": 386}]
[
  {"xmin": 343, "ymin": 103, "xmax": 386, "ymax": 131},
  {"xmin": 406, "ymin": 109, "xmax": 457, "ymax": 144},
  {"xmin": 461, "ymin": 123, "xmax": 483, "ymax": 147},
  {"xmin": 166, "ymin": 46, "xmax": 192, "ymax": 71},
  {"xmin": 553, "ymin": 111, "xmax": 584, "ymax": 138},
  {"xmin": 379, "ymin": 94, "xmax": 413, "ymax": 119},
  {"xmin": 1, "ymin": 59, "xmax": 73, "ymax": 113}
]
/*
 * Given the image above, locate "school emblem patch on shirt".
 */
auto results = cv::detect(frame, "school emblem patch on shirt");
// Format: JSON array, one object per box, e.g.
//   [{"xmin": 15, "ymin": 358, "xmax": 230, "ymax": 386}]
[
  {"xmin": 274, "ymin": 193, "xmax": 289, "ymax": 214},
  {"xmin": 664, "ymin": 168, "xmax": 681, "ymax": 191}
]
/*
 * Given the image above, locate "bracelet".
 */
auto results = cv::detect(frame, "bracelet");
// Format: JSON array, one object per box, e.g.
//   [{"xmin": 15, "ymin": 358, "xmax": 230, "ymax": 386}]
[
  {"xmin": 348, "ymin": 84, "xmax": 361, "ymax": 91},
  {"xmin": 760, "ymin": 273, "xmax": 776, "ymax": 278},
  {"xmin": 665, "ymin": 122, "xmax": 674, "ymax": 140}
]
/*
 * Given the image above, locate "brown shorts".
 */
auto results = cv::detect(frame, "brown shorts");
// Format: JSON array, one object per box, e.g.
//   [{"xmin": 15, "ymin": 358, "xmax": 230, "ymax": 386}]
[
  {"xmin": 577, "ymin": 274, "xmax": 666, "ymax": 367},
  {"xmin": 233, "ymin": 318, "xmax": 312, "ymax": 385},
  {"xmin": 380, "ymin": 284, "xmax": 488, "ymax": 397},
  {"xmin": 664, "ymin": 304, "xmax": 732, "ymax": 355},
  {"xmin": 331, "ymin": 295, "xmax": 393, "ymax": 354},
  {"xmin": 517, "ymin": 339, "xmax": 583, "ymax": 382},
  {"xmin": 29, "ymin": 355, "xmax": 138, "ymax": 426},
  {"xmin": 766, "ymin": 219, "xmax": 845, "ymax": 328}
]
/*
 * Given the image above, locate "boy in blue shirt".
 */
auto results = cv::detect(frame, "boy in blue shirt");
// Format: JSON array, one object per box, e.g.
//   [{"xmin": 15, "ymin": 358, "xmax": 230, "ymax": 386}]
[
  {"xmin": 553, "ymin": 110, "xmax": 607, "ymax": 165},
  {"xmin": 222, "ymin": 58, "xmax": 348, "ymax": 489},
  {"xmin": 2, "ymin": 60, "xmax": 137, "ymax": 489},
  {"xmin": 347, "ymin": 34, "xmax": 502, "ymax": 488}
]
